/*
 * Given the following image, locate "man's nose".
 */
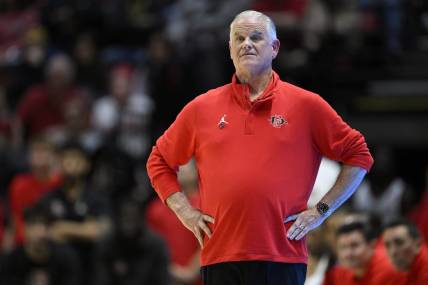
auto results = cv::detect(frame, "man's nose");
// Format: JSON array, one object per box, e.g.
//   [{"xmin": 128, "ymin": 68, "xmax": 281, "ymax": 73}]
[{"xmin": 242, "ymin": 37, "xmax": 253, "ymax": 49}]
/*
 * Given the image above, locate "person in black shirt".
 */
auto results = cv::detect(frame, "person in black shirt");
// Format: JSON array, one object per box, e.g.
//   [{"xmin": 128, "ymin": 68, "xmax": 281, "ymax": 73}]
[
  {"xmin": 37, "ymin": 143, "xmax": 111, "ymax": 285},
  {"xmin": 0, "ymin": 205, "xmax": 81, "ymax": 285}
]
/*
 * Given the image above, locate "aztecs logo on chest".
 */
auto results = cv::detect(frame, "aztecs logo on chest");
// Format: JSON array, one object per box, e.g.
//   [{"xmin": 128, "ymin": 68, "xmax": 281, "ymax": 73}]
[{"xmin": 269, "ymin": 115, "xmax": 287, "ymax": 128}]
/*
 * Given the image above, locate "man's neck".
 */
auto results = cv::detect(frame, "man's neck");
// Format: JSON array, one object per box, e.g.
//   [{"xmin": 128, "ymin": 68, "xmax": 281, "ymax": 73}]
[{"xmin": 236, "ymin": 68, "xmax": 273, "ymax": 102}]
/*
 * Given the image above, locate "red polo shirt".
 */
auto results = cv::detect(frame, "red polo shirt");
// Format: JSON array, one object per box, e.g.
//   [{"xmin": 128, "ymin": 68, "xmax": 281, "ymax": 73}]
[{"xmin": 147, "ymin": 71, "xmax": 373, "ymax": 266}]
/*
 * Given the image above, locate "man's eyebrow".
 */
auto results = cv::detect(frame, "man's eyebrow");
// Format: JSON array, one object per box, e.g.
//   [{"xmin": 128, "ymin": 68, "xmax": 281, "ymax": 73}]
[
  {"xmin": 251, "ymin": 31, "xmax": 263, "ymax": 36},
  {"xmin": 234, "ymin": 30, "xmax": 263, "ymax": 37}
]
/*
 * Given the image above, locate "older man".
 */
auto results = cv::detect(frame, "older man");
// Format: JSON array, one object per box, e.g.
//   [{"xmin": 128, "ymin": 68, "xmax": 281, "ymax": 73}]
[
  {"xmin": 147, "ymin": 10, "xmax": 373, "ymax": 285},
  {"xmin": 383, "ymin": 219, "xmax": 428, "ymax": 285}
]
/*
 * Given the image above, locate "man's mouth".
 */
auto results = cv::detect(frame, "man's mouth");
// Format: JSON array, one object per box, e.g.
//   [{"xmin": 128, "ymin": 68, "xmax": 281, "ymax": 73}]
[{"xmin": 241, "ymin": 53, "xmax": 256, "ymax": 57}]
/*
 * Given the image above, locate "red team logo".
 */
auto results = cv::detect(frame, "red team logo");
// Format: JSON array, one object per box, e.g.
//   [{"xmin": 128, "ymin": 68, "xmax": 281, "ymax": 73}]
[{"xmin": 270, "ymin": 115, "xmax": 287, "ymax": 128}]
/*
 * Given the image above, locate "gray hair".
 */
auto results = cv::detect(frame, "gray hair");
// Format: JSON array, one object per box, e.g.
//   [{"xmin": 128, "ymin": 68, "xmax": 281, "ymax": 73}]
[{"xmin": 230, "ymin": 10, "xmax": 277, "ymax": 42}]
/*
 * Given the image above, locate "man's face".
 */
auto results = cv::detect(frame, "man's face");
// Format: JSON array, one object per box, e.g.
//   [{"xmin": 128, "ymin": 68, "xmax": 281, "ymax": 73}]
[
  {"xmin": 383, "ymin": 226, "xmax": 420, "ymax": 271},
  {"xmin": 25, "ymin": 220, "xmax": 49, "ymax": 247},
  {"xmin": 229, "ymin": 17, "xmax": 279, "ymax": 77},
  {"xmin": 61, "ymin": 149, "xmax": 89, "ymax": 178},
  {"xmin": 337, "ymin": 231, "xmax": 373, "ymax": 270},
  {"xmin": 29, "ymin": 144, "xmax": 55, "ymax": 173}
]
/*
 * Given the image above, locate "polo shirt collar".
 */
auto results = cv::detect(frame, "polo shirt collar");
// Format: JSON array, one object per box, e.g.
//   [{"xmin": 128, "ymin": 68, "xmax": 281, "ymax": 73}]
[{"xmin": 231, "ymin": 70, "xmax": 279, "ymax": 109}]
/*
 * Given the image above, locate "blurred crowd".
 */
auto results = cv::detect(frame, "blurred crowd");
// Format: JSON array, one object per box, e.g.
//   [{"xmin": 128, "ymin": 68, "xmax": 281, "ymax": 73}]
[{"xmin": 0, "ymin": 0, "xmax": 427, "ymax": 284}]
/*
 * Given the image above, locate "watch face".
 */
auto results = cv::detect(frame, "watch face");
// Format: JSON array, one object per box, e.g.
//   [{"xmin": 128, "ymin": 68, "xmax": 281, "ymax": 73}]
[{"xmin": 317, "ymin": 202, "xmax": 329, "ymax": 215}]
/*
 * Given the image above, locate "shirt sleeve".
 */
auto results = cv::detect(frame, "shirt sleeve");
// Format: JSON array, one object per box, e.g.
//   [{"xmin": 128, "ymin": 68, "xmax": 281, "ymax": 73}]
[
  {"xmin": 146, "ymin": 99, "xmax": 198, "ymax": 202},
  {"xmin": 310, "ymin": 94, "xmax": 374, "ymax": 171}
]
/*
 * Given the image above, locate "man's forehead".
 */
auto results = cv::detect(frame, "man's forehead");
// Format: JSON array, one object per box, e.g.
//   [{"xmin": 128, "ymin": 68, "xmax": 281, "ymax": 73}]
[
  {"xmin": 338, "ymin": 231, "xmax": 365, "ymax": 242},
  {"xmin": 385, "ymin": 226, "xmax": 410, "ymax": 238},
  {"xmin": 232, "ymin": 17, "xmax": 267, "ymax": 33},
  {"xmin": 233, "ymin": 29, "xmax": 264, "ymax": 36}
]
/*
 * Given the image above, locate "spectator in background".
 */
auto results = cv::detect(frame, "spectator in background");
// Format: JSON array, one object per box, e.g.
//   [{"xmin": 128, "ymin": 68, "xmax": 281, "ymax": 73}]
[
  {"xmin": 13, "ymin": 53, "xmax": 84, "ymax": 147},
  {"xmin": 383, "ymin": 219, "xmax": 428, "ymax": 284},
  {"xmin": 48, "ymin": 90, "xmax": 97, "ymax": 153},
  {"xmin": 146, "ymin": 160, "xmax": 201, "ymax": 285},
  {"xmin": 0, "ymin": 205, "xmax": 81, "ymax": 285},
  {"xmin": 8, "ymin": 137, "xmax": 61, "ymax": 245},
  {"xmin": 352, "ymin": 146, "xmax": 412, "ymax": 224},
  {"xmin": 93, "ymin": 198, "xmax": 169, "ymax": 285},
  {"xmin": 323, "ymin": 221, "xmax": 404, "ymax": 285},
  {"xmin": 91, "ymin": 63, "xmax": 153, "ymax": 159},
  {"xmin": 37, "ymin": 143, "xmax": 111, "ymax": 285}
]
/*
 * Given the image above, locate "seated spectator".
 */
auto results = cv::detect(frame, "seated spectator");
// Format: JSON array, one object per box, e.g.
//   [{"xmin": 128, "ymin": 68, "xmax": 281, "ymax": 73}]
[
  {"xmin": 48, "ymin": 90, "xmax": 97, "ymax": 153},
  {"xmin": 13, "ymin": 53, "xmax": 84, "ymax": 147},
  {"xmin": 8, "ymin": 137, "xmax": 61, "ymax": 245},
  {"xmin": 383, "ymin": 219, "xmax": 428, "ymax": 284},
  {"xmin": 323, "ymin": 221, "xmax": 404, "ymax": 285},
  {"xmin": 146, "ymin": 160, "xmax": 201, "ymax": 285},
  {"xmin": 0, "ymin": 205, "xmax": 81, "ymax": 285},
  {"xmin": 93, "ymin": 198, "xmax": 169, "ymax": 285},
  {"xmin": 91, "ymin": 63, "xmax": 153, "ymax": 159},
  {"xmin": 37, "ymin": 143, "xmax": 111, "ymax": 285}
]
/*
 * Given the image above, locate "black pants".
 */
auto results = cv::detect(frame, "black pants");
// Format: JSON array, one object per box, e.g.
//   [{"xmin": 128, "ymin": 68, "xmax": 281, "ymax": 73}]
[{"xmin": 201, "ymin": 261, "xmax": 307, "ymax": 285}]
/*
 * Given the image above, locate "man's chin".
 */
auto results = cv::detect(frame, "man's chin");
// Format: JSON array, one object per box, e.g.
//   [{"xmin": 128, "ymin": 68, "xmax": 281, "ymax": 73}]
[{"xmin": 237, "ymin": 62, "xmax": 261, "ymax": 73}]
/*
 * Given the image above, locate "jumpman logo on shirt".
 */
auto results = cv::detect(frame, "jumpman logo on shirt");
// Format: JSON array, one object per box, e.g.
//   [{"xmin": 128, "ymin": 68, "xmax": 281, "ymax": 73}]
[{"xmin": 218, "ymin": 114, "xmax": 228, "ymax": 129}]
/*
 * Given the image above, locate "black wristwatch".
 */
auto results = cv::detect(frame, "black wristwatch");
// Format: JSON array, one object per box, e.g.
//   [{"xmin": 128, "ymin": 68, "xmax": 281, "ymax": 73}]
[{"xmin": 316, "ymin": 202, "xmax": 329, "ymax": 216}]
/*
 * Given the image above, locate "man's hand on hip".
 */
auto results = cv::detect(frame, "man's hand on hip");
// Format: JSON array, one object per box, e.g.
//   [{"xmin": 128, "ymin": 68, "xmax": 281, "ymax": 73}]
[
  {"xmin": 176, "ymin": 206, "xmax": 215, "ymax": 248},
  {"xmin": 166, "ymin": 192, "xmax": 215, "ymax": 248},
  {"xmin": 285, "ymin": 208, "xmax": 325, "ymax": 241}
]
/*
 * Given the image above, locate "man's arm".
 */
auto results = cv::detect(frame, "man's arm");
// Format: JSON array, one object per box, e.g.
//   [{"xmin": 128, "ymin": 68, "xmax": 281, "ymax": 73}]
[
  {"xmin": 287, "ymin": 164, "xmax": 366, "ymax": 240},
  {"xmin": 166, "ymin": 192, "xmax": 214, "ymax": 248},
  {"xmin": 49, "ymin": 218, "xmax": 111, "ymax": 242}
]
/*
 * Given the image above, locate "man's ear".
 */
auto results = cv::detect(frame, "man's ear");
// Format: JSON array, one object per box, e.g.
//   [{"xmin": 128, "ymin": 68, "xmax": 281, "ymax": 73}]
[
  {"xmin": 272, "ymin": 39, "xmax": 280, "ymax": 59},
  {"xmin": 229, "ymin": 41, "xmax": 232, "ymax": 59}
]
